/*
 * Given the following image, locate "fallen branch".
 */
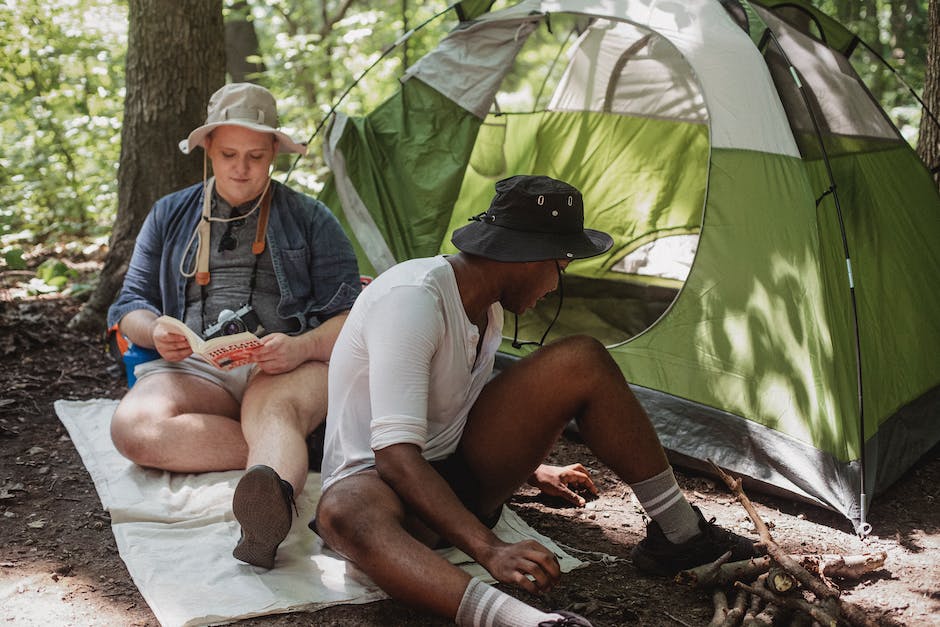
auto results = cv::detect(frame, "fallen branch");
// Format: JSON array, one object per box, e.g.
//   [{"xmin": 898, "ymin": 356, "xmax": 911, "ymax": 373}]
[
  {"xmin": 736, "ymin": 581, "xmax": 838, "ymax": 626},
  {"xmin": 800, "ymin": 552, "xmax": 887, "ymax": 581},
  {"xmin": 678, "ymin": 553, "xmax": 885, "ymax": 589},
  {"xmin": 766, "ymin": 566, "xmax": 798, "ymax": 595},
  {"xmin": 742, "ymin": 573, "xmax": 768, "ymax": 623},
  {"xmin": 708, "ymin": 588, "xmax": 729, "ymax": 627},
  {"xmin": 706, "ymin": 459, "xmax": 837, "ymax": 600},
  {"xmin": 707, "ymin": 459, "xmax": 881, "ymax": 627},
  {"xmin": 750, "ymin": 600, "xmax": 784, "ymax": 626},
  {"xmin": 718, "ymin": 589, "xmax": 749, "ymax": 627},
  {"xmin": 677, "ymin": 555, "xmax": 772, "ymax": 588}
]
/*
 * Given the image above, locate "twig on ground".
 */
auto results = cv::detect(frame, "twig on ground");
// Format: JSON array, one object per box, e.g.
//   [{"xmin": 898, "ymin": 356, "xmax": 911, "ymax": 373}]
[
  {"xmin": 677, "ymin": 555, "xmax": 772, "ymax": 588},
  {"xmin": 707, "ymin": 459, "xmax": 881, "ymax": 627},
  {"xmin": 708, "ymin": 588, "xmax": 729, "ymax": 627},
  {"xmin": 766, "ymin": 565, "xmax": 798, "ymax": 595},
  {"xmin": 663, "ymin": 611, "xmax": 695, "ymax": 627},
  {"xmin": 800, "ymin": 553, "xmax": 887, "ymax": 581},
  {"xmin": 718, "ymin": 589, "xmax": 749, "ymax": 627},
  {"xmin": 742, "ymin": 572, "xmax": 768, "ymax": 623},
  {"xmin": 736, "ymin": 581, "xmax": 838, "ymax": 626}
]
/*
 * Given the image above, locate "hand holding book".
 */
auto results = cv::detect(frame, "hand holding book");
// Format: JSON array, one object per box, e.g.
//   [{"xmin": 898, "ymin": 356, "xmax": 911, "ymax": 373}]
[{"xmin": 155, "ymin": 316, "xmax": 263, "ymax": 370}]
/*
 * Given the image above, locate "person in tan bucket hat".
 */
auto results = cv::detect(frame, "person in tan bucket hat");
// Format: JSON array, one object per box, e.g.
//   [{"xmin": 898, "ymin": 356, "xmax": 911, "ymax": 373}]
[
  {"xmin": 108, "ymin": 83, "xmax": 361, "ymax": 569},
  {"xmin": 178, "ymin": 82, "xmax": 308, "ymax": 155}
]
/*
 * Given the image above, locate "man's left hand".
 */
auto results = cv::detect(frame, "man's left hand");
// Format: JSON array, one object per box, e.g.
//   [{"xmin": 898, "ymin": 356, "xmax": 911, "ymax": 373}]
[
  {"xmin": 528, "ymin": 463, "xmax": 599, "ymax": 507},
  {"xmin": 251, "ymin": 333, "xmax": 308, "ymax": 374}
]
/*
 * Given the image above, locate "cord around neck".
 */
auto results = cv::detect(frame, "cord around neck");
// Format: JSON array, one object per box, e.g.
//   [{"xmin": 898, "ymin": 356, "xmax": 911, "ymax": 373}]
[{"xmin": 511, "ymin": 260, "xmax": 565, "ymax": 349}]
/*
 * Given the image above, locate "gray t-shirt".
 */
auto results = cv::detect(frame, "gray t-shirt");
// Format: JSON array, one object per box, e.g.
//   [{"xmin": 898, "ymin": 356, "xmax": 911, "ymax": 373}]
[{"xmin": 183, "ymin": 193, "xmax": 294, "ymax": 338}]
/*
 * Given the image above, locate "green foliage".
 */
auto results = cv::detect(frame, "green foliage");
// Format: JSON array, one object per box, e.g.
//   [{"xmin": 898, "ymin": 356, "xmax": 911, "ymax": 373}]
[
  {"xmin": 0, "ymin": 0, "xmax": 931, "ymax": 250},
  {"xmin": 243, "ymin": 0, "xmax": 461, "ymax": 194},
  {"xmin": 2, "ymin": 247, "xmax": 26, "ymax": 270},
  {"xmin": 0, "ymin": 0, "xmax": 127, "ymax": 246},
  {"xmin": 815, "ymin": 0, "xmax": 927, "ymax": 140},
  {"xmin": 29, "ymin": 257, "xmax": 79, "ymax": 294}
]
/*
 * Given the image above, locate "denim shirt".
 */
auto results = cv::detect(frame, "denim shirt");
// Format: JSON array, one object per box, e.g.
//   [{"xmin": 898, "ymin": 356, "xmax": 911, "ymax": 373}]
[{"xmin": 108, "ymin": 180, "xmax": 361, "ymax": 333}]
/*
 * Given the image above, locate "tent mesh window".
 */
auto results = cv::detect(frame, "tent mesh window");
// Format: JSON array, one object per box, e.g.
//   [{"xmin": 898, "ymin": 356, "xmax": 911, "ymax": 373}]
[{"xmin": 445, "ymin": 13, "xmax": 708, "ymax": 347}]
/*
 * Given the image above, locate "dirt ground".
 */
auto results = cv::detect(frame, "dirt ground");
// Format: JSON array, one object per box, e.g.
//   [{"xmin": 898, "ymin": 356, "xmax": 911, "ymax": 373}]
[{"xmin": 1, "ymin": 290, "xmax": 938, "ymax": 626}]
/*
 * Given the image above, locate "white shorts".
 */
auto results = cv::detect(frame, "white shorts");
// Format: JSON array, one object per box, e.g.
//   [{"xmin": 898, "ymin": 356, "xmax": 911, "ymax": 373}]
[{"xmin": 133, "ymin": 356, "xmax": 257, "ymax": 402}]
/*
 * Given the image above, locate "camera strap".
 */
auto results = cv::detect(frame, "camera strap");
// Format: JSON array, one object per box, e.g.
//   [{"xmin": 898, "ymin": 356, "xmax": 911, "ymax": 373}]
[
  {"xmin": 252, "ymin": 186, "xmax": 272, "ymax": 255},
  {"xmin": 194, "ymin": 177, "xmax": 272, "ymax": 286},
  {"xmin": 195, "ymin": 180, "xmax": 272, "ymax": 333},
  {"xmin": 194, "ymin": 177, "xmax": 215, "ymax": 286},
  {"xmin": 199, "ymin": 249, "xmax": 262, "ymax": 334}
]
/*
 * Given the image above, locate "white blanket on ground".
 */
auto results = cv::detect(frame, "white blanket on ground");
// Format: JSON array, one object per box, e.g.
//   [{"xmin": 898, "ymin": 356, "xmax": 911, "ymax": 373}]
[{"xmin": 54, "ymin": 399, "xmax": 586, "ymax": 627}]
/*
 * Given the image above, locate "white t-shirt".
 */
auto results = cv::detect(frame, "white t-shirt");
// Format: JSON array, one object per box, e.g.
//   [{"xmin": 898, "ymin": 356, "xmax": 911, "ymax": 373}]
[{"xmin": 320, "ymin": 256, "xmax": 503, "ymax": 493}]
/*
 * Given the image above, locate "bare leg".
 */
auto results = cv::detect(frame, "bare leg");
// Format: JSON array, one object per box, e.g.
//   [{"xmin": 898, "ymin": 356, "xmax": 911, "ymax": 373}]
[
  {"xmin": 315, "ymin": 472, "xmax": 472, "ymax": 618},
  {"xmin": 110, "ymin": 372, "xmax": 246, "ymax": 472},
  {"xmin": 239, "ymin": 360, "xmax": 328, "ymax": 493},
  {"xmin": 231, "ymin": 361, "xmax": 329, "ymax": 568},
  {"xmin": 460, "ymin": 334, "xmax": 669, "ymax": 513}
]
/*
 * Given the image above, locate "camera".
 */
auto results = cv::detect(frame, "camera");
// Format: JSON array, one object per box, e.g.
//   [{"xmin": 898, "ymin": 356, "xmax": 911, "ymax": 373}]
[{"xmin": 203, "ymin": 304, "xmax": 263, "ymax": 339}]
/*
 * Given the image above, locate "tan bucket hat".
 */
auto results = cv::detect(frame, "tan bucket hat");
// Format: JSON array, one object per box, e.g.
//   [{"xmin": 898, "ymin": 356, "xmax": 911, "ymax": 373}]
[{"xmin": 179, "ymin": 83, "xmax": 307, "ymax": 155}]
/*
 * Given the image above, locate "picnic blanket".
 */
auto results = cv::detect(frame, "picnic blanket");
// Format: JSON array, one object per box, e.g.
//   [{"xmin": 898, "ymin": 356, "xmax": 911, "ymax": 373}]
[{"xmin": 54, "ymin": 398, "xmax": 587, "ymax": 627}]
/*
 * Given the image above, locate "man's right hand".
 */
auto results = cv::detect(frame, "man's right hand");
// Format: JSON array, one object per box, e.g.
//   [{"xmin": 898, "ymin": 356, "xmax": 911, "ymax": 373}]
[
  {"xmin": 151, "ymin": 319, "xmax": 193, "ymax": 362},
  {"xmin": 479, "ymin": 537, "xmax": 562, "ymax": 594}
]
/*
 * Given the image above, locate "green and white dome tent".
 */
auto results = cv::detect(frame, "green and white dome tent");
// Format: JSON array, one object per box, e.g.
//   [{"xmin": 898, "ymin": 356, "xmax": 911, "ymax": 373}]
[{"xmin": 319, "ymin": 0, "xmax": 940, "ymax": 535}]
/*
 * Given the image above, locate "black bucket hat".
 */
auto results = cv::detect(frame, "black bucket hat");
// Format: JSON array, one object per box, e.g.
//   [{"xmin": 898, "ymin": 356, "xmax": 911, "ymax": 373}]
[{"xmin": 451, "ymin": 175, "xmax": 613, "ymax": 263}]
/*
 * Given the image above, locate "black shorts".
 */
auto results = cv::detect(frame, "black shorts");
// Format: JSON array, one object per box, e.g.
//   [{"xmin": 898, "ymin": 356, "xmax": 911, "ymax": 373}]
[
  {"xmin": 430, "ymin": 454, "xmax": 502, "ymax": 530},
  {"xmin": 308, "ymin": 453, "xmax": 501, "ymax": 537}
]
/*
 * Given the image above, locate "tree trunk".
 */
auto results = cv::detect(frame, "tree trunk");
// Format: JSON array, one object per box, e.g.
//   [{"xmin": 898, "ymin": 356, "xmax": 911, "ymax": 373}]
[
  {"xmin": 226, "ymin": 0, "xmax": 265, "ymax": 83},
  {"xmin": 70, "ymin": 0, "xmax": 225, "ymax": 332},
  {"xmin": 918, "ymin": 0, "xmax": 940, "ymax": 187}
]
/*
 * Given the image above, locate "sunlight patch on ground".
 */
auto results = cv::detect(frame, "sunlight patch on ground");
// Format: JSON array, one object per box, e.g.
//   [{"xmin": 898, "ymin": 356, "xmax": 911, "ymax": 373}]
[{"xmin": 0, "ymin": 568, "xmax": 136, "ymax": 626}]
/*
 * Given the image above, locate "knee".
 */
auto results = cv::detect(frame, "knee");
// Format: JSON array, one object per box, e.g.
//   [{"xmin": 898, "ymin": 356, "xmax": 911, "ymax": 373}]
[
  {"xmin": 245, "ymin": 361, "xmax": 329, "ymax": 429},
  {"xmin": 316, "ymin": 493, "xmax": 375, "ymax": 551},
  {"xmin": 549, "ymin": 334, "xmax": 614, "ymax": 368},
  {"xmin": 316, "ymin": 481, "xmax": 401, "ymax": 555},
  {"xmin": 110, "ymin": 400, "xmax": 167, "ymax": 467}
]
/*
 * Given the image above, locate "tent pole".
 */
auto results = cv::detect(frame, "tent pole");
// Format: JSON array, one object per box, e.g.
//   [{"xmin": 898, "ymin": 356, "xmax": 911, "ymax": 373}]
[
  {"xmin": 854, "ymin": 39, "xmax": 940, "ymax": 148},
  {"xmin": 759, "ymin": 29, "xmax": 870, "ymax": 537},
  {"xmin": 282, "ymin": 2, "xmax": 461, "ymax": 184}
]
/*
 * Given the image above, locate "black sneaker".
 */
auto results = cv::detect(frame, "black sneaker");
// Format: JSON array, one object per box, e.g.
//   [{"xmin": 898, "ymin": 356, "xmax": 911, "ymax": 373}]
[
  {"xmin": 232, "ymin": 465, "xmax": 296, "ymax": 569},
  {"xmin": 630, "ymin": 506, "xmax": 760, "ymax": 576},
  {"xmin": 539, "ymin": 611, "xmax": 593, "ymax": 626}
]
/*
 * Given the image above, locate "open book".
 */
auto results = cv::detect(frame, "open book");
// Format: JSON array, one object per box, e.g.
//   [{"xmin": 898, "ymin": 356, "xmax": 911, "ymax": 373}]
[{"xmin": 156, "ymin": 315, "xmax": 262, "ymax": 370}]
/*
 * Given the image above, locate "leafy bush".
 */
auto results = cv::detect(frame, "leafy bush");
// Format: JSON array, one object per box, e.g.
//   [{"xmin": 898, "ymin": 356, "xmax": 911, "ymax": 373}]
[{"xmin": 0, "ymin": 0, "xmax": 127, "ymax": 244}]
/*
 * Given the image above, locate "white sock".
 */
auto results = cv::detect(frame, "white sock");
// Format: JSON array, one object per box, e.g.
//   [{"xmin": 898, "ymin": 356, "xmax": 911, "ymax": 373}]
[
  {"xmin": 455, "ymin": 577, "xmax": 568, "ymax": 627},
  {"xmin": 630, "ymin": 466, "xmax": 700, "ymax": 543}
]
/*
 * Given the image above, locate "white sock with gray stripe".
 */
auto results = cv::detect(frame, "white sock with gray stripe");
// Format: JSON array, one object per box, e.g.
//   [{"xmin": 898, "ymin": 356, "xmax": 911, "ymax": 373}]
[
  {"xmin": 630, "ymin": 466, "xmax": 700, "ymax": 544},
  {"xmin": 455, "ymin": 577, "xmax": 568, "ymax": 627}
]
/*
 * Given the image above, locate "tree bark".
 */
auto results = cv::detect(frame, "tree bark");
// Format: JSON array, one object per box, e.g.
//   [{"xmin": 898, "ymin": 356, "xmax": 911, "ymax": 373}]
[
  {"xmin": 70, "ymin": 0, "xmax": 225, "ymax": 332},
  {"xmin": 917, "ymin": 0, "xmax": 940, "ymax": 186},
  {"xmin": 226, "ymin": 0, "xmax": 265, "ymax": 83}
]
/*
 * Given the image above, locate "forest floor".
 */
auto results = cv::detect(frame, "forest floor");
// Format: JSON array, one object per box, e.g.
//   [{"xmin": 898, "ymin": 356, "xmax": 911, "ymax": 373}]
[{"xmin": 0, "ymin": 269, "xmax": 938, "ymax": 626}]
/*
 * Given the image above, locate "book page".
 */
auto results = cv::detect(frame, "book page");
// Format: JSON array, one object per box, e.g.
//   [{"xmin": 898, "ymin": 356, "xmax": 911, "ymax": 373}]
[
  {"xmin": 155, "ymin": 315, "xmax": 262, "ymax": 370},
  {"xmin": 201, "ymin": 334, "xmax": 263, "ymax": 370}
]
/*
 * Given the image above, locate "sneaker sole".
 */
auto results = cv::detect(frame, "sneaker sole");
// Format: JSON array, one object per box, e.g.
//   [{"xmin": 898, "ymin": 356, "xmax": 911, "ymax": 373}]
[{"xmin": 232, "ymin": 465, "xmax": 292, "ymax": 569}]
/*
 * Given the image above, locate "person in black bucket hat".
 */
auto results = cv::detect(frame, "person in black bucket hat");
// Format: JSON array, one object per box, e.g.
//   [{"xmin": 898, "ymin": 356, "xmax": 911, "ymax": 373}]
[
  {"xmin": 451, "ymin": 175, "xmax": 613, "ymax": 262},
  {"xmin": 314, "ymin": 175, "xmax": 760, "ymax": 627}
]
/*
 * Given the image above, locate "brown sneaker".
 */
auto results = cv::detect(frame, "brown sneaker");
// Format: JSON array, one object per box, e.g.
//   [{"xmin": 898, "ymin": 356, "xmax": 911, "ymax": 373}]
[
  {"xmin": 630, "ymin": 506, "xmax": 760, "ymax": 576},
  {"xmin": 232, "ymin": 465, "xmax": 295, "ymax": 569}
]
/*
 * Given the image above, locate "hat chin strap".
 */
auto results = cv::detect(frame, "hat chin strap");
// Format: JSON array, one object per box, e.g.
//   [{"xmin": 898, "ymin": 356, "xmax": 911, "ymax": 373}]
[
  {"xmin": 511, "ymin": 260, "xmax": 565, "ymax": 349},
  {"xmin": 178, "ymin": 155, "xmax": 272, "ymax": 284}
]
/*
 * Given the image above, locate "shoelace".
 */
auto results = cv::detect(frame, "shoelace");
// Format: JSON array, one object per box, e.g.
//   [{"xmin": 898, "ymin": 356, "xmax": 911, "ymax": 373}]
[
  {"xmin": 538, "ymin": 614, "xmax": 589, "ymax": 627},
  {"xmin": 280, "ymin": 480, "xmax": 299, "ymax": 517}
]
